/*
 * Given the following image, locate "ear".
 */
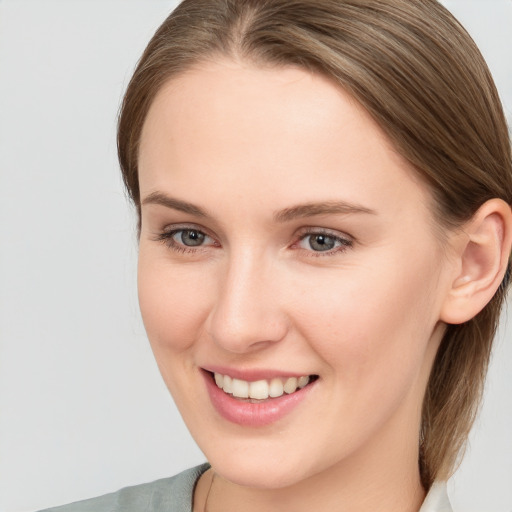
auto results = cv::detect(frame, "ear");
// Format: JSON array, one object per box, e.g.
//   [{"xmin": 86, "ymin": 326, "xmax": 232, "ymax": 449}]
[{"xmin": 440, "ymin": 199, "xmax": 512, "ymax": 325}]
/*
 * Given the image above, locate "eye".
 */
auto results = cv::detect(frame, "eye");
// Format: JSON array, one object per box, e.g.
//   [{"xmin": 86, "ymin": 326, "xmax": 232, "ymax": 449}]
[
  {"xmin": 154, "ymin": 226, "xmax": 218, "ymax": 252},
  {"xmin": 174, "ymin": 229, "xmax": 207, "ymax": 247},
  {"xmin": 296, "ymin": 231, "xmax": 352, "ymax": 254}
]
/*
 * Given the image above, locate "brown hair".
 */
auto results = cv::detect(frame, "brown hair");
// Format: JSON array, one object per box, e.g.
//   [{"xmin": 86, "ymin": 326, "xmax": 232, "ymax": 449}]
[{"xmin": 117, "ymin": 0, "xmax": 512, "ymax": 489}]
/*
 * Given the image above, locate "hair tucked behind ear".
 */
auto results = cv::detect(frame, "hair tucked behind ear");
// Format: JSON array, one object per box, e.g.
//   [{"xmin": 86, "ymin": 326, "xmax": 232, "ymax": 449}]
[{"xmin": 118, "ymin": 0, "xmax": 512, "ymax": 488}]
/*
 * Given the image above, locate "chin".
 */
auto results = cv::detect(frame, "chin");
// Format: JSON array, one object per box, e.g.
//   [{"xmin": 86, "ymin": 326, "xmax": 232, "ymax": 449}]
[
  {"xmin": 198, "ymin": 433, "xmax": 341, "ymax": 490},
  {"xmin": 212, "ymin": 457, "xmax": 313, "ymax": 490}
]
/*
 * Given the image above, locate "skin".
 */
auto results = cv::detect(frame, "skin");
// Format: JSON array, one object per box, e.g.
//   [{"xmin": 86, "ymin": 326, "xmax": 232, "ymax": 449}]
[{"xmin": 137, "ymin": 60, "xmax": 466, "ymax": 512}]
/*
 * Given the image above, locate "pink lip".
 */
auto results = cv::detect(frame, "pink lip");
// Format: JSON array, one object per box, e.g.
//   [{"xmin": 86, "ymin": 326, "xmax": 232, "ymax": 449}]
[{"xmin": 201, "ymin": 370, "xmax": 316, "ymax": 427}]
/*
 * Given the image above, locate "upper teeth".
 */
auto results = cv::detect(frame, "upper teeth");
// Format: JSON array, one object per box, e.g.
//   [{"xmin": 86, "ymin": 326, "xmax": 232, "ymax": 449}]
[{"xmin": 214, "ymin": 372, "xmax": 310, "ymax": 400}]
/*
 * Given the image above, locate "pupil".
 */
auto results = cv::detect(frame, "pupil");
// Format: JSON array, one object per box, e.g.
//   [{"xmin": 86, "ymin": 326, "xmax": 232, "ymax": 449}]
[
  {"xmin": 181, "ymin": 230, "xmax": 205, "ymax": 246},
  {"xmin": 310, "ymin": 234, "xmax": 335, "ymax": 251}
]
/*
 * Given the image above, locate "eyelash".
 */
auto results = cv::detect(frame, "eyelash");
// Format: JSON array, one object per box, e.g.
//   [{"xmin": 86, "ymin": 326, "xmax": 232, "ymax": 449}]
[
  {"xmin": 154, "ymin": 226, "xmax": 353, "ymax": 257},
  {"xmin": 293, "ymin": 228, "xmax": 353, "ymax": 257},
  {"xmin": 153, "ymin": 226, "xmax": 217, "ymax": 254}
]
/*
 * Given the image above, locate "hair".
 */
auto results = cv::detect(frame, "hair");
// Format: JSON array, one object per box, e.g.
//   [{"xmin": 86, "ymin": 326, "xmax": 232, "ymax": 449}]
[{"xmin": 117, "ymin": 0, "xmax": 512, "ymax": 490}]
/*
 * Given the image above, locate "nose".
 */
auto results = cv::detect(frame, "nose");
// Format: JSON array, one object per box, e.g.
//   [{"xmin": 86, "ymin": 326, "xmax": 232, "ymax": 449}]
[{"xmin": 207, "ymin": 248, "xmax": 289, "ymax": 354}]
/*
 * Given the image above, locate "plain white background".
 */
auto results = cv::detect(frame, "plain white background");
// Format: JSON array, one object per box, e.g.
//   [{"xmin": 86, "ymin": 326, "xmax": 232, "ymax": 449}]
[{"xmin": 0, "ymin": 1, "xmax": 511, "ymax": 511}]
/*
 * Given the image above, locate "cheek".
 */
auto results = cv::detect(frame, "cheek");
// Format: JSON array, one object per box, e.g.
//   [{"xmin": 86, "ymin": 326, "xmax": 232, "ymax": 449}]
[
  {"xmin": 137, "ymin": 251, "xmax": 214, "ymax": 354},
  {"xmin": 289, "ymin": 250, "xmax": 443, "ymax": 403}
]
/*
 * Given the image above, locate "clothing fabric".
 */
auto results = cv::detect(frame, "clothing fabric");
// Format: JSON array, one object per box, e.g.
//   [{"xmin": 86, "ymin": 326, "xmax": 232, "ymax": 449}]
[
  {"xmin": 419, "ymin": 481, "xmax": 453, "ymax": 512},
  {"xmin": 39, "ymin": 463, "xmax": 452, "ymax": 512},
  {"xmin": 39, "ymin": 464, "xmax": 210, "ymax": 512}
]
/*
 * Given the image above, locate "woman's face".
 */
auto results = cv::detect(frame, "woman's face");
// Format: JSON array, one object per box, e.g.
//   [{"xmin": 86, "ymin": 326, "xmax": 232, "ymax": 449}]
[{"xmin": 137, "ymin": 61, "xmax": 456, "ymax": 488}]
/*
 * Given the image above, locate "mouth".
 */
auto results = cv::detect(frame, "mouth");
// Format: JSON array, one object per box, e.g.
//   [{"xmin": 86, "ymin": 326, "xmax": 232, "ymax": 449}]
[
  {"xmin": 202, "ymin": 369, "xmax": 318, "ymax": 426},
  {"xmin": 207, "ymin": 370, "xmax": 319, "ymax": 402}
]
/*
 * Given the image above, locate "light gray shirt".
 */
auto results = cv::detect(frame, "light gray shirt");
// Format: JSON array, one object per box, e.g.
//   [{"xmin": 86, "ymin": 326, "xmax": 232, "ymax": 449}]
[{"xmin": 40, "ymin": 463, "xmax": 452, "ymax": 512}]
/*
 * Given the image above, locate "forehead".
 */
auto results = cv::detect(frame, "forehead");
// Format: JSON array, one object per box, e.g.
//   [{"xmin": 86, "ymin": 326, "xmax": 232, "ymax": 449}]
[
  {"xmin": 138, "ymin": 59, "xmax": 434, "ymax": 226},
  {"xmin": 141, "ymin": 60, "xmax": 391, "ymax": 162}
]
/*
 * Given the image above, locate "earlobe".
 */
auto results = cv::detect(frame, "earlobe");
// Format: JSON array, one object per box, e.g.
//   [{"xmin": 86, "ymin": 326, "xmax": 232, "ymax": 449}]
[{"xmin": 440, "ymin": 199, "xmax": 512, "ymax": 325}]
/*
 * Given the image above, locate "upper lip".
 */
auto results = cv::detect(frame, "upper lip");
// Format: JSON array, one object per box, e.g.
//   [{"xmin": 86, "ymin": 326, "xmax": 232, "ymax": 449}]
[{"xmin": 202, "ymin": 366, "xmax": 314, "ymax": 382}]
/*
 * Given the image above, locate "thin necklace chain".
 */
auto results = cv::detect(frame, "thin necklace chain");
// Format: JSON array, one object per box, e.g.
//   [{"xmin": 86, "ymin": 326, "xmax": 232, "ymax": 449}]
[{"xmin": 203, "ymin": 470, "xmax": 215, "ymax": 512}]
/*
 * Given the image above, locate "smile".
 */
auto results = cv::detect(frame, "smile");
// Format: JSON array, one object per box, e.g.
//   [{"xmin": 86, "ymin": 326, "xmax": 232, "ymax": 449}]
[
  {"xmin": 203, "ymin": 370, "xmax": 318, "ymax": 426},
  {"xmin": 213, "ymin": 372, "xmax": 312, "ymax": 400}
]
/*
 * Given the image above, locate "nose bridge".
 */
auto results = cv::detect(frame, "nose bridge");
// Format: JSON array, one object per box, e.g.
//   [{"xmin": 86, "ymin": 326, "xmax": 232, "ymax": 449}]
[{"xmin": 208, "ymin": 245, "xmax": 287, "ymax": 353}]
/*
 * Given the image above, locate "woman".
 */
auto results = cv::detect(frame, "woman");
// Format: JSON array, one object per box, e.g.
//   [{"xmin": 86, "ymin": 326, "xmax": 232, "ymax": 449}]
[{"xmin": 43, "ymin": 0, "xmax": 512, "ymax": 511}]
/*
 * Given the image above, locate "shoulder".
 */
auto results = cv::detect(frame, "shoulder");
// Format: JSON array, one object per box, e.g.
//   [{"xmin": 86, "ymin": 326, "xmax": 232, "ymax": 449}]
[{"xmin": 38, "ymin": 463, "xmax": 210, "ymax": 512}]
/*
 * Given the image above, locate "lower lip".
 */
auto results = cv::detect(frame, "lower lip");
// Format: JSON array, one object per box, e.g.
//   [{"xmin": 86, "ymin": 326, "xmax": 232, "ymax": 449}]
[{"xmin": 202, "ymin": 371, "xmax": 316, "ymax": 427}]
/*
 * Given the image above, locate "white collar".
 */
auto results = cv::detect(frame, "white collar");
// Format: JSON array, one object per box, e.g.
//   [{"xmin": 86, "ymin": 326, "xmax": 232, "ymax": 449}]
[{"xmin": 419, "ymin": 481, "xmax": 453, "ymax": 512}]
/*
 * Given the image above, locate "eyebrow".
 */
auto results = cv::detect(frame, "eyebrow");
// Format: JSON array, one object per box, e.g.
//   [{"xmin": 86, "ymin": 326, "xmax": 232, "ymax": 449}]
[
  {"xmin": 273, "ymin": 201, "xmax": 376, "ymax": 222},
  {"xmin": 141, "ymin": 192, "xmax": 376, "ymax": 221},
  {"xmin": 142, "ymin": 191, "xmax": 208, "ymax": 217}
]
